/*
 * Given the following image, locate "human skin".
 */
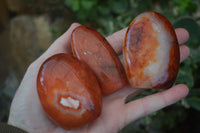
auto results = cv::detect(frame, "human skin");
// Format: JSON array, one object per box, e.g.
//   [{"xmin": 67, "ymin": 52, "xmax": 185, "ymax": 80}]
[{"xmin": 8, "ymin": 23, "xmax": 190, "ymax": 133}]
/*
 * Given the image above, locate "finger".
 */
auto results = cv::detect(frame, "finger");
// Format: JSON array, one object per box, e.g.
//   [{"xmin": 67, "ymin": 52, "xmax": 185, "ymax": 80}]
[
  {"xmin": 180, "ymin": 45, "xmax": 190, "ymax": 62},
  {"xmin": 104, "ymin": 85, "xmax": 143, "ymax": 102},
  {"xmin": 119, "ymin": 84, "xmax": 189, "ymax": 128},
  {"xmin": 175, "ymin": 28, "xmax": 190, "ymax": 44},
  {"xmin": 34, "ymin": 23, "xmax": 80, "ymax": 65},
  {"xmin": 106, "ymin": 28, "xmax": 189, "ymax": 55},
  {"xmin": 106, "ymin": 28, "xmax": 127, "ymax": 55},
  {"xmin": 46, "ymin": 23, "xmax": 80, "ymax": 55}
]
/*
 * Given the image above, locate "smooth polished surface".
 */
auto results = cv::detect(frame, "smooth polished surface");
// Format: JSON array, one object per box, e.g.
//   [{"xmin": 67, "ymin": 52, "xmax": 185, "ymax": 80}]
[
  {"xmin": 37, "ymin": 53, "xmax": 102, "ymax": 130},
  {"xmin": 124, "ymin": 12, "xmax": 180, "ymax": 89},
  {"xmin": 71, "ymin": 25, "xmax": 128, "ymax": 95}
]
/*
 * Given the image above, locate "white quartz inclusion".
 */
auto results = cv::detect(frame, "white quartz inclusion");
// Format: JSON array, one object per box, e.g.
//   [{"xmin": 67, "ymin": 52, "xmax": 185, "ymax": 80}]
[{"xmin": 60, "ymin": 97, "xmax": 79, "ymax": 109}]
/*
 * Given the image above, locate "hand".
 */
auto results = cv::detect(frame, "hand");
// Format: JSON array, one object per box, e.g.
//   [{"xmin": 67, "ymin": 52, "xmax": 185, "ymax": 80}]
[{"xmin": 8, "ymin": 23, "xmax": 190, "ymax": 133}]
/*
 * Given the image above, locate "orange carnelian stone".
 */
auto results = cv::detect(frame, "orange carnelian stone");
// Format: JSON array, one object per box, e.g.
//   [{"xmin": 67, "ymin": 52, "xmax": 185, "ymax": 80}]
[
  {"xmin": 37, "ymin": 53, "xmax": 102, "ymax": 130},
  {"xmin": 124, "ymin": 12, "xmax": 180, "ymax": 89},
  {"xmin": 71, "ymin": 25, "xmax": 128, "ymax": 95}
]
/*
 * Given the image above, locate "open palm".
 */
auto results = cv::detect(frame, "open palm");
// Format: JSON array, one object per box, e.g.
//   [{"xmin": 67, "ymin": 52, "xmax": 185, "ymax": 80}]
[{"xmin": 8, "ymin": 23, "xmax": 190, "ymax": 133}]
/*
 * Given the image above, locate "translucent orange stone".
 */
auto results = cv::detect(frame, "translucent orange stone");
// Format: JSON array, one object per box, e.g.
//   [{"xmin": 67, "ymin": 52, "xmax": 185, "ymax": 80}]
[
  {"xmin": 71, "ymin": 25, "xmax": 128, "ymax": 95},
  {"xmin": 37, "ymin": 53, "xmax": 102, "ymax": 130},
  {"xmin": 123, "ymin": 12, "xmax": 180, "ymax": 89}
]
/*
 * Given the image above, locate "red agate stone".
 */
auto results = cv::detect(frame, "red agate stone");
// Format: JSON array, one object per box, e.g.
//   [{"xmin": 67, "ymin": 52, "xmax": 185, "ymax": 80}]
[
  {"xmin": 71, "ymin": 25, "xmax": 128, "ymax": 95},
  {"xmin": 37, "ymin": 53, "xmax": 102, "ymax": 130},
  {"xmin": 123, "ymin": 12, "xmax": 180, "ymax": 89}
]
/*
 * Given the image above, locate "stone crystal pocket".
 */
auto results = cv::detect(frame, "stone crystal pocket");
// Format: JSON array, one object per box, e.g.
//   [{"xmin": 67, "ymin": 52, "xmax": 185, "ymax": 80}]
[
  {"xmin": 123, "ymin": 12, "xmax": 180, "ymax": 89},
  {"xmin": 37, "ymin": 53, "xmax": 102, "ymax": 130}
]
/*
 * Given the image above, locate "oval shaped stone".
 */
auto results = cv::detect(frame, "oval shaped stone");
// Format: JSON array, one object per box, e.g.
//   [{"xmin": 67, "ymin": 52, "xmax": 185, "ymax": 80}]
[
  {"xmin": 71, "ymin": 25, "xmax": 128, "ymax": 95},
  {"xmin": 123, "ymin": 12, "xmax": 180, "ymax": 89},
  {"xmin": 37, "ymin": 53, "xmax": 102, "ymax": 130}
]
